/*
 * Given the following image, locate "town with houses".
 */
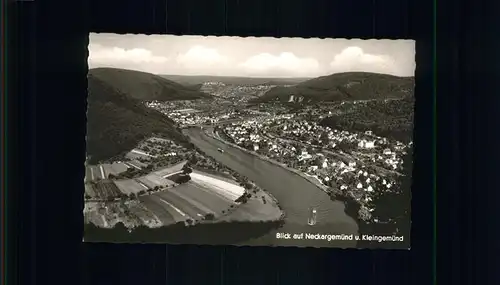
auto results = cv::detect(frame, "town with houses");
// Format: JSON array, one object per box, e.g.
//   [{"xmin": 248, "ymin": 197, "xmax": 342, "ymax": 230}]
[
  {"xmin": 144, "ymin": 82, "xmax": 412, "ymax": 224},
  {"xmin": 85, "ymin": 80, "xmax": 412, "ymax": 237},
  {"xmin": 85, "ymin": 34, "xmax": 415, "ymax": 248}
]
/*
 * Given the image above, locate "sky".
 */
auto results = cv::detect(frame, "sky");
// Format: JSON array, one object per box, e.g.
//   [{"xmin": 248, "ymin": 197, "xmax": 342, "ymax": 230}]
[{"xmin": 88, "ymin": 33, "xmax": 415, "ymax": 78}]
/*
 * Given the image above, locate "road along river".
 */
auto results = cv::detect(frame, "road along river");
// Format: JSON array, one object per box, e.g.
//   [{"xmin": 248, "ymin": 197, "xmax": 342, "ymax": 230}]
[{"xmin": 184, "ymin": 127, "xmax": 359, "ymax": 248}]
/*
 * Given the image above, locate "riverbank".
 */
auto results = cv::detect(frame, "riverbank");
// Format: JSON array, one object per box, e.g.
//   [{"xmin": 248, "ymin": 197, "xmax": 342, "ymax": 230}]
[
  {"xmin": 205, "ymin": 129, "xmax": 367, "ymax": 230},
  {"xmin": 182, "ymin": 128, "xmax": 361, "ymax": 247},
  {"xmin": 206, "ymin": 130, "xmax": 332, "ymax": 194},
  {"xmin": 188, "ymin": 138, "xmax": 286, "ymax": 222},
  {"xmin": 84, "ymin": 219, "xmax": 286, "ymax": 245}
]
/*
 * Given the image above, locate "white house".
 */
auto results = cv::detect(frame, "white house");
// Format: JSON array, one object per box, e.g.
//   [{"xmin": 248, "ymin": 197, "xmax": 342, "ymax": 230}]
[
  {"xmin": 365, "ymin": 141, "xmax": 375, "ymax": 148},
  {"xmin": 358, "ymin": 140, "xmax": 375, "ymax": 149}
]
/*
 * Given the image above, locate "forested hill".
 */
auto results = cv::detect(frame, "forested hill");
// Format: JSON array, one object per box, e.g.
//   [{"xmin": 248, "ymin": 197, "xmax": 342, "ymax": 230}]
[
  {"xmin": 86, "ymin": 74, "xmax": 191, "ymax": 164},
  {"xmin": 250, "ymin": 72, "xmax": 414, "ymax": 103},
  {"xmin": 89, "ymin": 68, "xmax": 212, "ymax": 101},
  {"xmin": 319, "ymin": 96, "xmax": 415, "ymax": 142}
]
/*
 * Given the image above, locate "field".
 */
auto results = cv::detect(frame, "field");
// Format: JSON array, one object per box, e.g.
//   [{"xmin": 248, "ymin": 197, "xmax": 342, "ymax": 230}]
[
  {"xmin": 125, "ymin": 160, "xmax": 148, "ymax": 169},
  {"xmin": 138, "ymin": 181, "xmax": 237, "ymax": 224},
  {"xmin": 100, "ymin": 164, "xmax": 114, "ymax": 177},
  {"xmin": 88, "ymin": 166, "xmax": 102, "ymax": 180},
  {"xmin": 101, "ymin": 162, "xmax": 129, "ymax": 177},
  {"xmin": 191, "ymin": 169, "xmax": 239, "ymax": 186},
  {"xmin": 127, "ymin": 201, "xmax": 162, "ymax": 228},
  {"xmin": 189, "ymin": 172, "xmax": 245, "ymax": 201},
  {"xmin": 137, "ymin": 174, "xmax": 176, "ymax": 189},
  {"xmin": 84, "ymin": 171, "xmax": 283, "ymax": 229},
  {"xmin": 86, "ymin": 163, "xmax": 130, "ymax": 182},
  {"xmin": 114, "ymin": 179, "xmax": 149, "ymax": 194},
  {"xmin": 85, "ymin": 184, "xmax": 96, "ymax": 197},
  {"xmin": 85, "ymin": 167, "xmax": 92, "ymax": 182},
  {"xmin": 153, "ymin": 160, "xmax": 187, "ymax": 177},
  {"xmin": 87, "ymin": 180, "xmax": 122, "ymax": 199},
  {"xmin": 85, "ymin": 174, "xmax": 244, "ymax": 227}
]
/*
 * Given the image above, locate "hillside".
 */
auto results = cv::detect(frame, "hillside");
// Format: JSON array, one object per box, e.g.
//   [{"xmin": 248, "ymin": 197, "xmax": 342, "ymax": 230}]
[
  {"xmin": 86, "ymin": 74, "xmax": 191, "ymax": 164},
  {"xmin": 250, "ymin": 72, "xmax": 414, "ymax": 103},
  {"xmin": 89, "ymin": 68, "xmax": 212, "ymax": 101},
  {"xmin": 186, "ymin": 83, "xmax": 203, "ymax": 91},
  {"xmin": 319, "ymin": 96, "xmax": 415, "ymax": 142},
  {"xmin": 160, "ymin": 74, "xmax": 309, "ymax": 86}
]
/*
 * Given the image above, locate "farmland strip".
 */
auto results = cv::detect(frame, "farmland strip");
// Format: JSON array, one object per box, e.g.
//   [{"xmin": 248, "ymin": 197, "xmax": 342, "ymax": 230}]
[
  {"xmin": 192, "ymin": 170, "xmax": 239, "ymax": 186},
  {"xmin": 162, "ymin": 170, "xmax": 183, "ymax": 179},
  {"xmin": 85, "ymin": 167, "xmax": 91, "ymax": 182},
  {"xmin": 139, "ymin": 196, "xmax": 177, "ymax": 225},
  {"xmin": 114, "ymin": 179, "xmax": 145, "ymax": 195},
  {"xmin": 99, "ymin": 165, "xmax": 106, "ymax": 179},
  {"xmin": 125, "ymin": 162, "xmax": 141, "ymax": 170},
  {"xmin": 155, "ymin": 191, "xmax": 207, "ymax": 219},
  {"xmin": 85, "ymin": 184, "xmax": 96, "ymax": 197},
  {"xmin": 135, "ymin": 180, "xmax": 149, "ymax": 190},
  {"xmin": 190, "ymin": 172, "xmax": 245, "ymax": 199},
  {"xmin": 153, "ymin": 160, "xmax": 187, "ymax": 177},
  {"xmin": 188, "ymin": 181, "xmax": 234, "ymax": 203},
  {"xmin": 227, "ymin": 202, "xmax": 260, "ymax": 221},
  {"xmin": 172, "ymin": 183, "xmax": 233, "ymax": 214},
  {"xmin": 157, "ymin": 198, "xmax": 189, "ymax": 217},
  {"xmin": 94, "ymin": 181, "xmax": 121, "ymax": 198},
  {"xmin": 155, "ymin": 198, "xmax": 189, "ymax": 222},
  {"xmin": 168, "ymin": 189, "xmax": 216, "ymax": 216},
  {"xmin": 131, "ymin": 160, "xmax": 148, "ymax": 168},
  {"xmin": 128, "ymin": 204, "xmax": 163, "ymax": 227},
  {"xmin": 93, "ymin": 182, "xmax": 104, "ymax": 199},
  {"xmin": 111, "ymin": 162, "xmax": 128, "ymax": 174}
]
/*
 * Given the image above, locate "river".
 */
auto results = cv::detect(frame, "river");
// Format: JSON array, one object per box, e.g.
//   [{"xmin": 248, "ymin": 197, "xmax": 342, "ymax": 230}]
[{"xmin": 184, "ymin": 127, "xmax": 359, "ymax": 248}]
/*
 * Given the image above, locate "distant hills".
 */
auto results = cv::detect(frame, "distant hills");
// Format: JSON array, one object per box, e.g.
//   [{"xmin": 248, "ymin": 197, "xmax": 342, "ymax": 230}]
[
  {"xmin": 160, "ymin": 74, "xmax": 310, "ymax": 86},
  {"xmin": 86, "ymin": 72, "xmax": 192, "ymax": 164},
  {"xmin": 250, "ymin": 72, "xmax": 414, "ymax": 103},
  {"xmin": 89, "ymin": 68, "xmax": 212, "ymax": 101}
]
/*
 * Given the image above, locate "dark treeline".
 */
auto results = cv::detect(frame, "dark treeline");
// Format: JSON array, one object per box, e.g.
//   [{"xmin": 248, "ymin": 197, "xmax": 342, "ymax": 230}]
[{"xmin": 84, "ymin": 219, "xmax": 284, "ymax": 245}]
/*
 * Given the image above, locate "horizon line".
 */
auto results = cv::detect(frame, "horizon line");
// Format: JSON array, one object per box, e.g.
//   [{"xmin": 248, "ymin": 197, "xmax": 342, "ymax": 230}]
[{"xmin": 89, "ymin": 67, "xmax": 415, "ymax": 79}]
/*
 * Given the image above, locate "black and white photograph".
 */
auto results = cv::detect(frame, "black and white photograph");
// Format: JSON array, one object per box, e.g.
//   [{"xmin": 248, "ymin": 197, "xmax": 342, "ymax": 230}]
[{"xmin": 84, "ymin": 33, "xmax": 414, "ymax": 249}]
